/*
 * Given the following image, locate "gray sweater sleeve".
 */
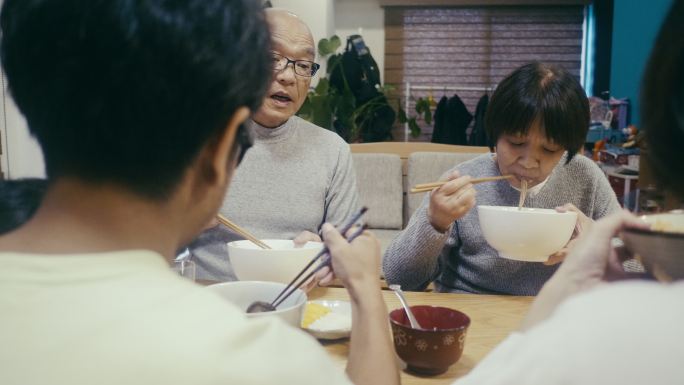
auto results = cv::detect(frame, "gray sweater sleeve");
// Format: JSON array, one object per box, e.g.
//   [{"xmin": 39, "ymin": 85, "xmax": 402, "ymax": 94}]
[
  {"xmin": 382, "ymin": 192, "xmax": 451, "ymax": 291},
  {"xmin": 323, "ymin": 142, "xmax": 361, "ymax": 228}
]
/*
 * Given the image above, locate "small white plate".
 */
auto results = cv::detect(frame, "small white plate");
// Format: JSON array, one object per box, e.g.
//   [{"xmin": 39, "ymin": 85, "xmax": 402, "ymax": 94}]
[{"xmin": 302, "ymin": 300, "xmax": 352, "ymax": 340}]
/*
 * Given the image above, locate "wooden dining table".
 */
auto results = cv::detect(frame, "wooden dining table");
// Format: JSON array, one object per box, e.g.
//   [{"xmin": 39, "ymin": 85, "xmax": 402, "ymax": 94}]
[{"xmin": 308, "ymin": 286, "xmax": 534, "ymax": 385}]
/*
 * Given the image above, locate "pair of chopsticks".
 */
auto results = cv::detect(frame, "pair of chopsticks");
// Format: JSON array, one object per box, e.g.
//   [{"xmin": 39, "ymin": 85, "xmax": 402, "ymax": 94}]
[
  {"xmin": 270, "ymin": 207, "xmax": 369, "ymax": 309},
  {"xmin": 409, "ymin": 175, "xmax": 514, "ymax": 194},
  {"xmin": 216, "ymin": 214, "xmax": 271, "ymax": 249}
]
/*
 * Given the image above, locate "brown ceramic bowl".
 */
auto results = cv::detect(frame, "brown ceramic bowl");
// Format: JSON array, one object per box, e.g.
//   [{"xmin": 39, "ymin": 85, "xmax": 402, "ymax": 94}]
[
  {"xmin": 621, "ymin": 212, "xmax": 684, "ymax": 281},
  {"xmin": 389, "ymin": 305, "xmax": 470, "ymax": 375}
]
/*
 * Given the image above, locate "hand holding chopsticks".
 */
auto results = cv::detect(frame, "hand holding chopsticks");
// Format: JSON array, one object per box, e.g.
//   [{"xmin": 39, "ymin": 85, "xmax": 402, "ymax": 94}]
[
  {"xmin": 268, "ymin": 207, "xmax": 369, "ymax": 309},
  {"xmin": 271, "ymin": 224, "xmax": 368, "ymax": 309},
  {"xmin": 216, "ymin": 214, "xmax": 271, "ymax": 250},
  {"xmin": 410, "ymin": 174, "xmax": 514, "ymax": 193}
]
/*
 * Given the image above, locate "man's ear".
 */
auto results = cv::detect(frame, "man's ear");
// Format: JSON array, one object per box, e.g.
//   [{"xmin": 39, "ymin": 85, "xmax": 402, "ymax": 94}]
[
  {"xmin": 210, "ymin": 107, "xmax": 251, "ymax": 185},
  {"xmin": 196, "ymin": 106, "xmax": 250, "ymax": 191}
]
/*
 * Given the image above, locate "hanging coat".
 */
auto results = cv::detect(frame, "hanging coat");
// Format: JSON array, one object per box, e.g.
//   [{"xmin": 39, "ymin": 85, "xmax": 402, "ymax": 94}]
[
  {"xmin": 469, "ymin": 94, "xmax": 489, "ymax": 146},
  {"xmin": 431, "ymin": 96, "xmax": 449, "ymax": 143},
  {"xmin": 431, "ymin": 94, "xmax": 472, "ymax": 145}
]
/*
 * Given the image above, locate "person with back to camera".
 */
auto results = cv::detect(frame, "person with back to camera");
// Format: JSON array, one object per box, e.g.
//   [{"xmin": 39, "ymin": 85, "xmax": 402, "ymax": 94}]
[
  {"xmin": 455, "ymin": 3, "xmax": 684, "ymax": 383},
  {"xmin": 189, "ymin": 8, "xmax": 361, "ymax": 285},
  {"xmin": 384, "ymin": 62, "xmax": 621, "ymax": 295},
  {"xmin": 0, "ymin": 1, "xmax": 398, "ymax": 384}
]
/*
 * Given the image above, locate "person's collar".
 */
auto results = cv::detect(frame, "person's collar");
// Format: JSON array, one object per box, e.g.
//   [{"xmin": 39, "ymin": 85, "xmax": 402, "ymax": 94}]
[
  {"xmin": 489, "ymin": 153, "xmax": 548, "ymax": 196},
  {"xmin": 249, "ymin": 117, "xmax": 297, "ymax": 143},
  {"xmin": 511, "ymin": 177, "xmax": 549, "ymax": 196}
]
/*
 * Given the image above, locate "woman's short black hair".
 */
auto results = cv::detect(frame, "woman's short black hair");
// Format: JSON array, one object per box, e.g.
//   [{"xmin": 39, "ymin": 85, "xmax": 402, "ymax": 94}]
[
  {"xmin": 485, "ymin": 62, "xmax": 590, "ymax": 163},
  {"xmin": 641, "ymin": 0, "xmax": 684, "ymax": 197},
  {"xmin": 0, "ymin": 179, "xmax": 47, "ymax": 235},
  {"xmin": 1, "ymin": 0, "xmax": 271, "ymax": 199}
]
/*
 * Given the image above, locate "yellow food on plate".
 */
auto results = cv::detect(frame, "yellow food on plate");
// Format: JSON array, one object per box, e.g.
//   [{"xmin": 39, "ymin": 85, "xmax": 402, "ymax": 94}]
[{"xmin": 301, "ymin": 302, "xmax": 331, "ymax": 328}]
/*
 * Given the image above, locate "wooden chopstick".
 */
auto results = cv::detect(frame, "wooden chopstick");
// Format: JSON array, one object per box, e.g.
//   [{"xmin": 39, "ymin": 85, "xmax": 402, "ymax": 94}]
[
  {"xmin": 410, "ymin": 175, "xmax": 514, "ymax": 194},
  {"xmin": 215, "ymin": 214, "xmax": 271, "ymax": 249}
]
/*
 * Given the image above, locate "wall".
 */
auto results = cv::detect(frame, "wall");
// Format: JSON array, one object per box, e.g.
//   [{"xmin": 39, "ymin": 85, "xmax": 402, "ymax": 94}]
[
  {"xmin": 0, "ymin": 72, "xmax": 45, "ymax": 179},
  {"xmin": 0, "ymin": 0, "xmax": 45, "ymax": 179},
  {"xmin": 270, "ymin": 0, "xmax": 335, "ymax": 41},
  {"xmin": 269, "ymin": 0, "xmax": 335, "ymax": 79},
  {"xmin": 270, "ymin": 0, "xmax": 386, "ymax": 83},
  {"xmin": 334, "ymin": 0, "xmax": 385, "ymax": 83},
  {"xmin": 610, "ymin": 0, "xmax": 673, "ymax": 126}
]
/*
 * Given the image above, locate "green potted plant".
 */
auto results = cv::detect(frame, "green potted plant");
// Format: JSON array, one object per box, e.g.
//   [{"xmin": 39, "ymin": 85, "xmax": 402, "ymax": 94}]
[{"xmin": 297, "ymin": 35, "xmax": 431, "ymax": 141}]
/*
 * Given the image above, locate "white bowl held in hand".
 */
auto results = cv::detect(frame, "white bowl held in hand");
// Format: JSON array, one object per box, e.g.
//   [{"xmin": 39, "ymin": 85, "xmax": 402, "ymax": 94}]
[
  {"xmin": 206, "ymin": 281, "xmax": 307, "ymax": 328},
  {"xmin": 478, "ymin": 205, "xmax": 577, "ymax": 262},
  {"xmin": 228, "ymin": 239, "xmax": 324, "ymax": 284}
]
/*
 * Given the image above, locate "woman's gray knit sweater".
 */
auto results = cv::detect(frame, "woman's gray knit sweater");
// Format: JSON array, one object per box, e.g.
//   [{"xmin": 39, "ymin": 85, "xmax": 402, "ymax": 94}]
[{"xmin": 383, "ymin": 153, "xmax": 620, "ymax": 295}]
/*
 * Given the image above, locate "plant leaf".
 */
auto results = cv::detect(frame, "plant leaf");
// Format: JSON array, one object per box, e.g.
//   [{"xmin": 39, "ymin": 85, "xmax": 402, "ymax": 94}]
[
  {"xmin": 315, "ymin": 78, "xmax": 329, "ymax": 94},
  {"xmin": 423, "ymin": 108, "xmax": 432, "ymax": 125},
  {"xmin": 408, "ymin": 119, "xmax": 421, "ymax": 137},
  {"xmin": 397, "ymin": 107, "xmax": 408, "ymax": 123},
  {"xmin": 329, "ymin": 35, "xmax": 341, "ymax": 52},
  {"xmin": 318, "ymin": 38, "xmax": 332, "ymax": 56}
]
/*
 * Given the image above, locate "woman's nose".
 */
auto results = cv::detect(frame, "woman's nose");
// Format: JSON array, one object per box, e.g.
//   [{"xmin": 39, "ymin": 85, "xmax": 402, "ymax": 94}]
[{"xmin": 518, "ymin": 151, "xmax": 540, "ymax": 168}]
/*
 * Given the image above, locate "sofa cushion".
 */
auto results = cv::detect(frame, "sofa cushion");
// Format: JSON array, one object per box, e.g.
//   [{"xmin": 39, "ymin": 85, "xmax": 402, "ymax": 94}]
[
  {"xmin": 352, "ymin": 153, "xmax": 403, "ymax": 230},
  {"xmin": 406, "ymin": 151, "xmax": 485, "ymax": 224}
]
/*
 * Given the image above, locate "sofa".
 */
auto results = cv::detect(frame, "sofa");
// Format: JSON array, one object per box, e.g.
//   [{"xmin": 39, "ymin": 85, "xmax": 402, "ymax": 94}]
[{"xmin": 350, "ymin": 142, "xmax": 489, "ymax": 254}]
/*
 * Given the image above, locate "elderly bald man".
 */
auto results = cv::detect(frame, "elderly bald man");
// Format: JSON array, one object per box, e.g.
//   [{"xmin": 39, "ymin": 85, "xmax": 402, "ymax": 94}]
[{"xmin": 190, "ymin": 9, "xmax": 360, "ymax": 283}]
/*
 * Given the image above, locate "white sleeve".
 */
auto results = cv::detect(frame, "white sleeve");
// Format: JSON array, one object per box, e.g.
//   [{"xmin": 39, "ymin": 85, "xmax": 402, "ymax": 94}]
[
  {"xmin": 453, "ymin": 333, "xmax": 528, "ymax": 385},
  {"xmin": 454, "ymin": 282, "xmax": 684, "ymax": 385}
]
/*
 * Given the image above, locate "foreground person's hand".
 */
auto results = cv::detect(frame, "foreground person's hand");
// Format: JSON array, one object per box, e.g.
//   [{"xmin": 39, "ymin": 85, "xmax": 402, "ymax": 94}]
[
  {"xmin": 545, "ymin": 203, "xmax": 594, "ymax": 265},
  {"xmin": 321, "ymin": 223, "xmax": 399, "ymax": 385},
  {"xmin": 322, "ymin": 223, "xmax": 380, "ymax": 291},
  {"xmin": 312, "ymin": 225, "xmax": 369, "ymax": 288},
  {"xmin": 299, "ymin": 265, "xmax": 333, "ymax": 292},
  {"xmin": 202, "ymin": 217, "xmax": 220, "ymax": 231},
  {"xmin": 427, "ymin": 170, "xmax": 477, "ymax": 233},
  {"xmin": 522, "ymin": 210, "xmax": 649, "ymax": 330},
  {"xmin": 555, "ymin": 210, "xmax": 649, "ymax": 285}
]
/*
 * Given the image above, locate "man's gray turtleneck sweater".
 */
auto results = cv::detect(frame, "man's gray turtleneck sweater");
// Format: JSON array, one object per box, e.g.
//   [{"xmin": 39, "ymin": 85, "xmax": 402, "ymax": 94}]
[{"xmin": 190, "ymin": 116, "xmax": 360, "ymax": 281}]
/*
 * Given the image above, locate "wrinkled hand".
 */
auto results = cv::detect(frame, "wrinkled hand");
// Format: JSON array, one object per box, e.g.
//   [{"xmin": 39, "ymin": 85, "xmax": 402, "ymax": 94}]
[
  {"xmin": 322, "ymin": 223, "xmax": 381, "ymax": 292},
  {"xmin": 427, "ymin": 170, "xmax": 476, "ymax": 233},
  {"xmin": 293, "ymin": 230, "xmax": 322, "ymax": 247},
  {"xmin": 555, "ymin": 210, "xmax": 650, "ymax": 289},
  {"xmin": 545, "ymin": 203, "xmax": 594, "ymax": 265}
]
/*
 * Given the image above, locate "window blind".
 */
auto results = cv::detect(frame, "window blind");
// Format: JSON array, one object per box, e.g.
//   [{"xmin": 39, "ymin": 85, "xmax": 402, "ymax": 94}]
[{"xmin": 385, "ymin": 5, "xmax": 585, "ymax": 141}]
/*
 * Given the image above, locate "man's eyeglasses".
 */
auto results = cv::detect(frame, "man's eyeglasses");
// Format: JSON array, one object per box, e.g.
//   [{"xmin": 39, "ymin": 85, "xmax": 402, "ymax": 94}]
[{"xmin": 271, "ymin": 52, "xmax": 320, "ymax": 77}]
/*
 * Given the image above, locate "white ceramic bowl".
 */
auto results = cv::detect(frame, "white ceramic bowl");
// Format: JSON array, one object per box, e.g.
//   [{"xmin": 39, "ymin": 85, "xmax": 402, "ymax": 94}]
[
  {"xmin": 478, "ymin": 205, "xmax": 577, "ymax": 262},
  {"xmin": 206, "ymin": 281, "xmax": 307, "ymax": 328},
  {"xmin": 228, "ymin": 239, "xmax": 324, "ymax": 284}
]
